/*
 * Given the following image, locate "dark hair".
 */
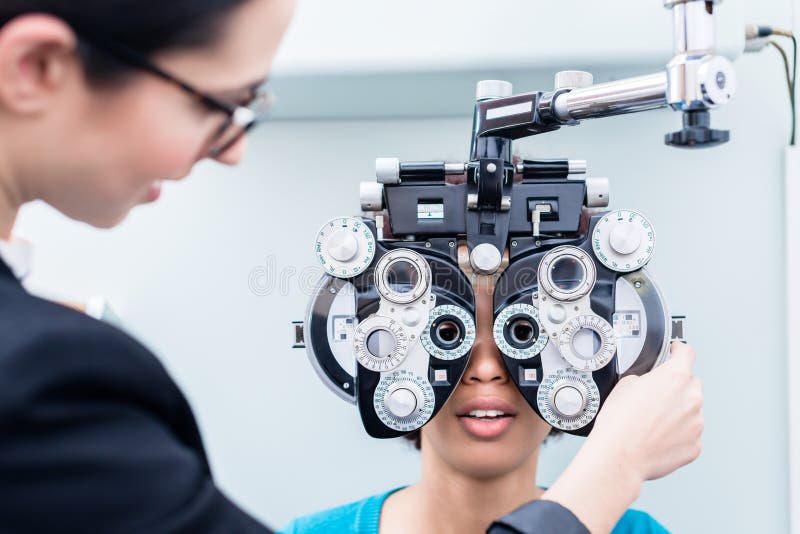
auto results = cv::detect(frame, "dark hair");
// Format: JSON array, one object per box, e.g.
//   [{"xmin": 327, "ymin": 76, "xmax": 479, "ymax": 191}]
[
  {"xmin": 0, "ymin": 0, "xmax": 251, "ymax": 83},
  {"xmin": 403, "ymin": 426, "xmax": 562, "ymax": 450}
]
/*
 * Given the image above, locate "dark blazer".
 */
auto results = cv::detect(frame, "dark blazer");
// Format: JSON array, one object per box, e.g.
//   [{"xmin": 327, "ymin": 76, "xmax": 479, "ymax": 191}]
[{"xmin": 0, "ymin": 259, "xmax": 271, "ymax": 534}]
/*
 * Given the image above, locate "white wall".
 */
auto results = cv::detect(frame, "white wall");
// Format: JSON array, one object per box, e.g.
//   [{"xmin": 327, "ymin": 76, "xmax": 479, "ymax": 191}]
[
  {"xmin": 14, "ymin": 1, "xmax": 797, "ymax": 532},
  {"xmin": 271, "ymin": 0, "xmax": 745, "ymax": 76}
]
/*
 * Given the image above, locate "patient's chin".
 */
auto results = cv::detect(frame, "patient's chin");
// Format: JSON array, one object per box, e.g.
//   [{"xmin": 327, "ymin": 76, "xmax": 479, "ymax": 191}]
[
  {"xmin": 452, "ymin": 449, "xmax": 535, "ymax": 481},
  {"xmin": 434, "ymin": 434, "xmax": 538, "ymax": 480}
]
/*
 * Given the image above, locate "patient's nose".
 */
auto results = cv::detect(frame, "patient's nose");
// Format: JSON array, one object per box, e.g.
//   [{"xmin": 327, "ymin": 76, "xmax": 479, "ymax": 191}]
[{"xmin": 462, "ymin": 286, "xmax": 509, "ymax": 385}]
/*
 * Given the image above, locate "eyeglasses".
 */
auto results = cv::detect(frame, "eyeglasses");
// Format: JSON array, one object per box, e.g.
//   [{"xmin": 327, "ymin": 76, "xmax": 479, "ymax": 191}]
[{"xmin": 77, "ymin": 32, "xmax": 273, "ymax": 158}]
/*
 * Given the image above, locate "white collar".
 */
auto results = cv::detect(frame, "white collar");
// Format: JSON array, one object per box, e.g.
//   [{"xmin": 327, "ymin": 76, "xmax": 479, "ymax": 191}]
[{"xmin": 0, "ymin": 236, "xmax": 33, "ymax": 280}]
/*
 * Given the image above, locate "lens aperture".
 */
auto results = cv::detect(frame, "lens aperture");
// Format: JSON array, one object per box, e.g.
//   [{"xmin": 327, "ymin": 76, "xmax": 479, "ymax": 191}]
[
  {"xmin": 538, "ymin": 246, "xmax": 597, "ymax": 302},
  {"xmin": 432, "ymin": 318, "xmax": 464, "ymax": 350},
  {"xmin": 550, "ymin": 256, "xmax": 585, "ymax": 292},
  {"xmin": 504, "ymin": 313, "xmax": 540, "ymax": 349},
  {"xmin": 421, "ymin": 305, "xmax": 476, "ymax": 361},
  {"xmin": 570, "ymin": 328, "xmax": 602, "ymax": 360},
  {"xmin": 509, "ymin": 318, "xmax": 536, "ymax": 345},
  {"xmin": 385, "ymin": 260, "xmax": 420, "ymax": 295},
  {"xmin": 366, "ymin": 329, "xmax": 396, "ymax": 358},
  {"xmin": 493, "ymin": 303, "xmax": 548, "ymax": 360}
]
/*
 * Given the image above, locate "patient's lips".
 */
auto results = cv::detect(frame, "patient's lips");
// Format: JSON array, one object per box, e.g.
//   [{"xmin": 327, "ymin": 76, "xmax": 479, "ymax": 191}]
[{"xmin": 456, "ymin": 397, "xmax": 517, "ymax": 440}]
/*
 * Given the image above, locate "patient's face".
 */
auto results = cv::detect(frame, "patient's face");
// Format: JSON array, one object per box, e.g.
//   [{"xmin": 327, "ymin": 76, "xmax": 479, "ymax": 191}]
[{"xmin": 421, "ymin": 285, "xmax": 552, "ymax": 479}]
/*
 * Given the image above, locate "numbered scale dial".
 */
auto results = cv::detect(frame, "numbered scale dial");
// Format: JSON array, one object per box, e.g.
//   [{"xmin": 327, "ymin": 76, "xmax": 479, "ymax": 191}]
[
  {"xmin": 557, "ymin": 314, "xmax": 617, "ymax": 371},
  {"xmin": 537, "ymin": 368, "xmax": 601, "ymax": 431},
  {"xmin": 316, "ymin": 217, "xmax": 376, "ymax": 278},
  {"xmin": 493, "ymin": 303, "xmax": 549, "ymax": 360},
  {"xmin": 353, "ymin": 316, "xmax": 409, "ymax": 372},
  {"xmin": 592, "ymin": 210, "xmax": 655, "ymax": 273},
  {"xmin": 420, "ymin": 305, "xmax": 476, "ymax": 360},
  {"xmin": 374, "ymin": 370, "xmax": 435, "ymax": 432}
]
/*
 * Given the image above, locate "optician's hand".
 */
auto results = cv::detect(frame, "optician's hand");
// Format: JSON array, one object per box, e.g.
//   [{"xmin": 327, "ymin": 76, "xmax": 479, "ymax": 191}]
[
  {"xmin": 541, "ymin": 342, "xmax": 703, "ymax": 534},
  {"xmin": 591, "ymin": 341, "xmax": 704, "ymax": 481}
]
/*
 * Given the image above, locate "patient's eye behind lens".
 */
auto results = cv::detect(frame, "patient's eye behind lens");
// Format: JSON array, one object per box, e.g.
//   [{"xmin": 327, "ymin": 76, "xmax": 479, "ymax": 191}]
[
  {"xmin": 509, "ymin": 318, "xmax": 536, "ymax": 345},
  {"xmin": 420, "ymin": 305, "xmax": 475, "ymax": 361},
  {"xmin": 505, "ymin": 316, "xmax": 539, "ymax": 348},
  {"xmin": 434, "ymin": 319, "xmax": 462, "ymax": 349},
  {"xmin": 492, "ymin": 303, "xmax": 548, "ymax": 360}
]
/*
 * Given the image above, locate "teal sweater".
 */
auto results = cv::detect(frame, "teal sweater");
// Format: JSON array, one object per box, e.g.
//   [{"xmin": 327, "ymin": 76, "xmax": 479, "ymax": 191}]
[{"xmin": 280, "ymin": 488, "xmax": 669, "ymax": 533}]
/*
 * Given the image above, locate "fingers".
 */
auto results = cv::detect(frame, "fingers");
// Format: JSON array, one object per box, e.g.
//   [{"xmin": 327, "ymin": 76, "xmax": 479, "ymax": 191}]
[
  {"xmin": 689, "ymin": 376, "xmax": 704, "ymax": 410},
  {"xmin": 666, "ymin": 341, "xmax": 696, "ymax": 373}
]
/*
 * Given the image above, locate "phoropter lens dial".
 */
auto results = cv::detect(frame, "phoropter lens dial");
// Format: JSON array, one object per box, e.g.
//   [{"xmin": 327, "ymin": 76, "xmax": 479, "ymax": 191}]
[
  {"xmin": 557, "ymin": 314, "xmax": 617, "ymax": 371},
  {"xmin": 493, "ymin": 303, "xmax": 548, "ymax": 360},
  {"xmin": 420, "ymin": 305, "xmax": 476, "ymax": 361}
]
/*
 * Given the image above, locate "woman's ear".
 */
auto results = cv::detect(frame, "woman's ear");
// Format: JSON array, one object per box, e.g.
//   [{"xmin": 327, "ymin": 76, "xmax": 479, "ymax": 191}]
[{"xmin": 0, "ymin": 14, "xmax": 79, "ymax": 115}]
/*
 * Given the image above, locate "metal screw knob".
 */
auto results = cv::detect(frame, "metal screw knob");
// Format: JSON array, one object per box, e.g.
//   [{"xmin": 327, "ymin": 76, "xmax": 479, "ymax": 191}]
[
  {"xmin": 554, "ymin": 71, "xmax": 594, "ymax": 91},
  {"xmin": 470, "ymin": 243, "xmax": 503, "ymax": 275},
  {"xmin": 476, "ymin": 80, "xmax": 513, "ymax": 100},
  {"xmin": 553, "ymin": 385, "xmax": 586, "ymax": 418},
  {"xmin": 376, "ymin": 157, "xmax": 400, "ymax": 184},
  {"xmin": 386, "ymin": 388, "xmax": 418, "ymax": 418}
]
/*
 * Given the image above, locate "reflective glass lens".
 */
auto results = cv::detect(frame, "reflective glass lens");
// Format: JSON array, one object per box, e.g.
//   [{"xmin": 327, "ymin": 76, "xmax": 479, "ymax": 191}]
[
  {"xmin": 549, "ymin": 256, "xmax": 585, "ymax": 292},
  {"xmin": 384, "ymin": 260, "xmax": 420, "ymax": 294},
  {"xmin": 571, "ymin": 328, "xmax": 602, "ymax": 359},
  {"xmin": 366, "ymin": 329, "xmax": 396, "ymax": 358}
]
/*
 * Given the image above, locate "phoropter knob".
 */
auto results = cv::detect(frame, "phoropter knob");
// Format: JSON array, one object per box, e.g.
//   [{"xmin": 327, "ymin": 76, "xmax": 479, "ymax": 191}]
[
  {"xmin": 665, "ymin": 109, "xmax": 730, "ymax": 148},
  {"xmin": 537, "ymin": 369, "xmax": 600, "ymax": 431}
]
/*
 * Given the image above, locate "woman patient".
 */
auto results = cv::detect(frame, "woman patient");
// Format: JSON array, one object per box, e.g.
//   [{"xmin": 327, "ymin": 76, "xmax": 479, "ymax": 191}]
[{"xmin": 282, "ymin": 283, "xmax": 670, "ymax": 534}]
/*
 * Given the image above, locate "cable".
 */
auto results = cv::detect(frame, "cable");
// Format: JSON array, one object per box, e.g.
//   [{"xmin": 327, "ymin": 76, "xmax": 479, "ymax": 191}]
[
  {"xmin": 774, "ymin": 30, "xmax": 798, "ymax": 145},
  {"xmin": 750, "ymin": 26, "xmax": 798, "ymax": 145},
  {"xmin": 791, "ymin": 34, "xmax": 796, "ymax": 145},
  {"xmin": 769, "ymin": 40, "xmax": 796, "ymax": 145},
  {"xmin": 771, "ymin": 29, "xmax": 797, "ymax": 145},
  {"xmin": 769, "ymin": 41, "xmax": 792, "ymax": 98}
]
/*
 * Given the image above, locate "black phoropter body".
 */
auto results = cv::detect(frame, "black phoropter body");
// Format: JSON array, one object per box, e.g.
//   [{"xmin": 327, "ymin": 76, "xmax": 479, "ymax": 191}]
[{"xmin": 295, "ymin": 0, "xmax": 729, "ymax": 439}]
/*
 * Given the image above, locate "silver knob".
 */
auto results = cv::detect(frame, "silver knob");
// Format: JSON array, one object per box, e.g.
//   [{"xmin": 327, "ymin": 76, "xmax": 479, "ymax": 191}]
[
  {"xmin": 609, "ymin": 223, "xmax": 643, "ymax": 256},
  {"xmin": 327, "ymin": 229, "xmax": 360, "ymax": 263},
  {"xmin": 585, "ymin": 177, "xmax": 610, "ymax": 208},
  {"xmin": 476, "ymin": 80, "xmax": 513, "ymax": 100},
  {"xmin": 552, "ymin": 384, "xmax": 587, "ymax": 418},
  {"xmin": 376, "ymin": 157, "xmax": 400, "ymax": 184},
  {"xmin": 470, "ymin": 243, "xmax": 503, "ymax": 275},
  {"xmin": 385, "ymin": 387, "xmax": 418, "ymax": 418},
  {"xmin": 360, "ymin": 182, "xmax": 384, "ymax": 211},
  {"xmin": 568, "ymin": 160, "xmax": 588, "ymax": 175},
  {"xmin": 697, "ymin": 56, "xmax": 736, "ymax": 106},
  {"xmin": 554, "ymin": 71, "xmax": 594, "ymax": 91}
]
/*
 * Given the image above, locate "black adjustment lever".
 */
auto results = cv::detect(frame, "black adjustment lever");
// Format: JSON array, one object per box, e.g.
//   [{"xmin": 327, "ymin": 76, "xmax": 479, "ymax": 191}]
[{"xmin": 665, "ymin": 109, "xmax": 730, "ymax": 149}]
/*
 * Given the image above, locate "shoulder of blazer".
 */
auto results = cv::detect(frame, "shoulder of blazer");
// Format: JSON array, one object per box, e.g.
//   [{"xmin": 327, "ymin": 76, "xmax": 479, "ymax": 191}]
[{"xmin": 0, "ymin": 272, "xmax": 188, "ymax": 427}]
